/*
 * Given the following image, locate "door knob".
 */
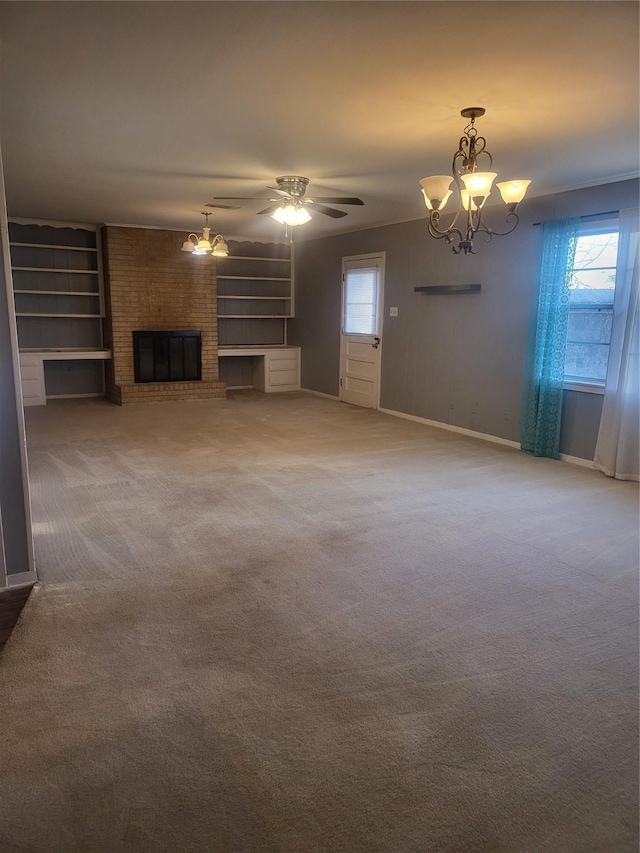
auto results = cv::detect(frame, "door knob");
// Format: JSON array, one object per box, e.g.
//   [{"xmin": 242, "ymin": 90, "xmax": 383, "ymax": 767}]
[{"xmin": 372, "ymin": 336, "xmax": 380, "ymax": 349}]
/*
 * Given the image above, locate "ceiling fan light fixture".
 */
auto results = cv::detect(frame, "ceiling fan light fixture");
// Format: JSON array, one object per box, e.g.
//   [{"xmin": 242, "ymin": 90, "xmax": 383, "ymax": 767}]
[
  {"xmin": 420, "ymin": 108, "xmax": 531, "ymax": 254},
  {"xmin": 272, "ymin": 203, "xmax": 312, "ymax": 226}
]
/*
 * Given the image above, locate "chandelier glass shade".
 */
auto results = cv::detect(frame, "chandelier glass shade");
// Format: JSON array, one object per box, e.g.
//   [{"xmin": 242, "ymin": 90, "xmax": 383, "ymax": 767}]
[
  {"xmin": 181, "ymin": 212, "xmax": 229, "ymax": 257},
  {"xmin": 419, "ymin": 108, "xmax": 531, "ymax": 254}
]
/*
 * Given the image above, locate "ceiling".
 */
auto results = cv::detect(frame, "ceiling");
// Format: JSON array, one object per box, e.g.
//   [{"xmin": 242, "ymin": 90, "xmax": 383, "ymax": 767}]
[{"xmin": 0, "ymin": 1, "xmax": 638, "ymax": 242}]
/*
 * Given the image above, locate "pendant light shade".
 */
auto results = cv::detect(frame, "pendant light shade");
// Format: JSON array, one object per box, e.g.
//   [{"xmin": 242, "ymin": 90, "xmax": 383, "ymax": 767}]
[
  {"xmin": 211, "ymin": 237, "xmax": 229, "ymax": 257},
  {"xmin": 459, "ymin": 171, "xmax": 497, "ymax": 203},
  {"xmin": 419, "ymin": 176, "xmax": 453, "ymax": 211},
  {"xmin": 496, "ymin": 179, "xmax": 531, "ymax": 205}
]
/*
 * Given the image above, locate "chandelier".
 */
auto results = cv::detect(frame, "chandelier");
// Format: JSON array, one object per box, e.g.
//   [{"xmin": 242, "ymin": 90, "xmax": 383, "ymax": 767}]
[
  {"xmin": 180, "ymin": 212, "xmax": 229, "ymax": 257},
  {"xmin": 419, "ymin": 107, "xmax": 531, "ymax": 255}
]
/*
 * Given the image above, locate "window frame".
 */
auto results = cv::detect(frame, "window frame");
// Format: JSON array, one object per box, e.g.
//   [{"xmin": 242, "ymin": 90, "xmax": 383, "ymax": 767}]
[{"xmin": 563, "ymin": 217, "xmax": 619, "ymax": 394}]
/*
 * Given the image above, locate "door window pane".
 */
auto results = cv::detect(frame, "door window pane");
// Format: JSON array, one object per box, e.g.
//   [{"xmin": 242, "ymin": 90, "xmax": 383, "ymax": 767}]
[{"xmin": 344, "ymin": 268, "xmax": 378, "ymax": 335}]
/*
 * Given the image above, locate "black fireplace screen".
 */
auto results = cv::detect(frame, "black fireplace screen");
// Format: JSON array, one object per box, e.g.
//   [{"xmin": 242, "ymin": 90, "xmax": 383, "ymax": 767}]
[{"xmin": 133, "ymin": 330, "xmax": 202, "ymax": 383}]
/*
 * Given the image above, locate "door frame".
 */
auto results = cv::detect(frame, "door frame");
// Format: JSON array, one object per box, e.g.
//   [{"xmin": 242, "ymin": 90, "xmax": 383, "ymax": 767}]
[{"xmin": 339, "ymin": 251, "xmax": 385, "ymax": 409}]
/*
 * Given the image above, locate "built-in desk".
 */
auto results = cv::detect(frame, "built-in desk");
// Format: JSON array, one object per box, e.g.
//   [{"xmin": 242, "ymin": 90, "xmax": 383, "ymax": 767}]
[
  {"xmin": 19, "ymin": 349, "xmax": 111, "ymax": 406},
  {"xmin": 218, "ymin": 346, "xmax": 300, "ymax": 393}
]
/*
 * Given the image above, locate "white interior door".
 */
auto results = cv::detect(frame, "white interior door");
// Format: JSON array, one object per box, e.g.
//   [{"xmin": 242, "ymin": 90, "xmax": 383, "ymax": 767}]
[{"xmin": 340, "ymin": 254, "xmax": 384, "ymax": 408}]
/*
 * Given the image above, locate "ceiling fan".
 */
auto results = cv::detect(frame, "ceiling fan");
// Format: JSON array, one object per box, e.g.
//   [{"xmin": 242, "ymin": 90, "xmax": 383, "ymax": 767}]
[{"xmin": 206, "ymin": 176, "xmax": 364, "ymax": 226}]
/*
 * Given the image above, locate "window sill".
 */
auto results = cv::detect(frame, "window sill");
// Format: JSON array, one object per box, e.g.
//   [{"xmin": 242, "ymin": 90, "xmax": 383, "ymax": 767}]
[{"xmin": 564, "ymin": 380, "xmax": 605, "ymax": 395}]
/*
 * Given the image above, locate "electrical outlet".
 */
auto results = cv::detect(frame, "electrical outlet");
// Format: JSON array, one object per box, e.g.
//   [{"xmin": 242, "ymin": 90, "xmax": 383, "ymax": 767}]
[
  {"xmin": 503, "ymin": 409, "xmax": 510, "ymax": 420},
  {"xmin": 389, "ymin": 306, "xmax": 398, "ymax": 317}
]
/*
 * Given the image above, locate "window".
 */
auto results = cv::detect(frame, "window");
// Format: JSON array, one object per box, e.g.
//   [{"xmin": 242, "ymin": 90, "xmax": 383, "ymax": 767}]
[
  {"xmin": 564, "ymin": 223, "xmax": 619, "ymax": 385},
  {"xmin": 343, "ymin": 266, "xmax": 379, "ymax": 335}
]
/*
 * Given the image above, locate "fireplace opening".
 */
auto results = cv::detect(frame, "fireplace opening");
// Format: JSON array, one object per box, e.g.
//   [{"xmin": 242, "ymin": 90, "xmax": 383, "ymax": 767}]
[{"xmin": 133, "ymin": 330, "xmax": 202, "ymax": 383}]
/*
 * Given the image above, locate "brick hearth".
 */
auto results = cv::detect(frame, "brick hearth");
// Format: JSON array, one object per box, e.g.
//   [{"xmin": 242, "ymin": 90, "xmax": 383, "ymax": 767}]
[{"xmin": 101, "ymin": 226, "xmax": 226, "ymax": 404}]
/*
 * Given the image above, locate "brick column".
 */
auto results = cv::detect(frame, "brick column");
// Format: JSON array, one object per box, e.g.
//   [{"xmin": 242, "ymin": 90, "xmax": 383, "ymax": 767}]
[{"xmin": 102, "ymin": 226, "xmax": 226, "ymax": 404}]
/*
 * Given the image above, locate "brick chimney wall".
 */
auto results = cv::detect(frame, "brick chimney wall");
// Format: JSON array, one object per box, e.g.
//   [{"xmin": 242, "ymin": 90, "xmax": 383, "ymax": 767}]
[{"xmin": 102, "ymin": 226, "xmax": 226, "ymax": 404}]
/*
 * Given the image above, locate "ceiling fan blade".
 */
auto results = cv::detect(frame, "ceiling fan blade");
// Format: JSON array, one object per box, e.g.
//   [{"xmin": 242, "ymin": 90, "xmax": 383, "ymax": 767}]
[
  {"xmin": 210, "ymin": 196, "xmax": 275, "ymax": 201},
  {"xmin": 204, "ymin": 203, "xmax": 241, "ymax": 210},
  {"xmin": 309, "ymin": 197, "xmax": 364, "ymax": 205},
  {"xmin": 305, "ymin": 203, "xmax": 348, "ymax": 219},
  {"xmin": 256, "ymin": 204, "xmax": 283, "ymax": 215},
  {"xmin": 266, "ymin": 186, "xmax": 293, "ymax": 197}
]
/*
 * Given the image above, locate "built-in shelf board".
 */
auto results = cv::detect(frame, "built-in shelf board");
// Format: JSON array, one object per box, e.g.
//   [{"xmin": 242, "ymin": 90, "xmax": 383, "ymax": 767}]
[
  {"xmin": 12, "ymin": 267, "xmax": 100, "ymax": 275},
  {"xmin": 217, "ymin": 295, "xmax": 291, "ymax": 301},
  {"xmin": 414, "ymin": 283, "xmax": 481, "ymax": 295},
  {"xmin": 10, "ymin": 242, "xmax": 98, "ymax": 252},
  {"xmin": 220, "ymin": 255, "xmax": 291, "ymax": 263},
  {"xmin": 218, "ymin": 315, "xmax": 293, "ymax": 319},
  {"xmin": 16, "ymin": 312, "xmax": 102, "ymax": 318},
  {"xmin": 13, "ymin": 290, "xmax": 99, "ymax": 296},
  {"xmin": 217, "ymin": 275, "xmax": 290, "ymax": 281}
]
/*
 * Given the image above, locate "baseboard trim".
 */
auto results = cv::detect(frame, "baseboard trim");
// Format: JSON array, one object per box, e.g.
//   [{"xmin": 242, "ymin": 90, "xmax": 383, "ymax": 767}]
[
  {"xmin": 303, "ymin": 397, "xmax": 598, "ymax": 468},
  {"xmin": 377, "ymin": 406, "xmax": 520, "ymax": 450},
  {"xmin": 301, "ymin": 387, "xmax": 341, "ymax": 401},
  {"xmin": 559, "ymin": 453, "xmax": 595, "ymax": 468}
]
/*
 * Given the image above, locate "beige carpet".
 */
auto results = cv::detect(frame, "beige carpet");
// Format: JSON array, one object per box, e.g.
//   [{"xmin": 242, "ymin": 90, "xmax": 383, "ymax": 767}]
[{"xmin": 1, "ymin": 391, "xmax": 638, "ymax": 852}]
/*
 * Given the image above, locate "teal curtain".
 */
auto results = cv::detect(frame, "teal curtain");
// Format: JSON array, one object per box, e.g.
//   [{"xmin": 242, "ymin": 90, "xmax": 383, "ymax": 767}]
[{"xmin": 521, "ymin": 217, "xmax": 580, "ymax": 459}]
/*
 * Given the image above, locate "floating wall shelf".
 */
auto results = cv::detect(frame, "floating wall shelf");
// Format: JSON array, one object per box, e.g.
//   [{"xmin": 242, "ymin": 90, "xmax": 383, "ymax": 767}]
[{"xmin": 414, "ymin": 284, "xmax": 481, "ymax": 295}]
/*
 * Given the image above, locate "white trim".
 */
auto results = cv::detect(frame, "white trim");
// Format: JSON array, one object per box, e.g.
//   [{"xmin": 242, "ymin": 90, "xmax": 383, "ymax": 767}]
[
  {"xmin": 378, "ymin": 406, "xmax": 521, "ymax": 449},
  {"xmin": 559, "ymin": 453, "xmax": 596, "ymax": 468},
  {"xmin": 295, "ymin": 177, "xmax": 639, "ymax": 244},
  {"xmin": 379, "ymin": 406, "xmax": 598, "ymax": 468},
  {"xmin": 226, "ymin": 385, "xmax": 253, "ymax": 391},
  {"xmin": 300, "ymin": 387, "xmax": 340, "ymax": 401},
  {"xmin": 564, "ymin": 380, "xmax": 605, "ymax": 395},
  {"xmin": 6, "ymin": 570, "xmax": 37, "ymax": 589},
  {"xmin": 10, "ymin": 242, "xmax": 98, "ymax": 252}
]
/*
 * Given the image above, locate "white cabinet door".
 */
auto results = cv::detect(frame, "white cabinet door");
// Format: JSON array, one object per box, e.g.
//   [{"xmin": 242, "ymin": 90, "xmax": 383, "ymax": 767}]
[{"xmin": 264, "ymin": 350, "xmax": 300, "ymax": 392}]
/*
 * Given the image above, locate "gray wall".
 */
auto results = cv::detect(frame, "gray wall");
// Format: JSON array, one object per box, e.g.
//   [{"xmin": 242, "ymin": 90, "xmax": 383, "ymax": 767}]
[{"xmin": 289, "ymin": 179, "xmax": 638, "ymax": 460}]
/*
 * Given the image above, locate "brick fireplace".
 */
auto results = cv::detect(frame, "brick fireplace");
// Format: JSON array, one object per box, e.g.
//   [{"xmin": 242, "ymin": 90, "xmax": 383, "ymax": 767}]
[{"xmin": 101, "ymin": 226, "xmax": 226, "ymax": 404}]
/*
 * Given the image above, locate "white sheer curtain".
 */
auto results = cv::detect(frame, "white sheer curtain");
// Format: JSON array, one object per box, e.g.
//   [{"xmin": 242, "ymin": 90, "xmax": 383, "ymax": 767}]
[{"xmin": 594, "ymin": 207, "xmax": 640, "ymax": 481}]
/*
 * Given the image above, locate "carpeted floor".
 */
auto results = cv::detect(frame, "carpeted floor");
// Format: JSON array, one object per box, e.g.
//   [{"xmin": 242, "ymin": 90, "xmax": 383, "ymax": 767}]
[{"xmin": 1, "ymin": 391, "xmax": 638, "ymax": 852}]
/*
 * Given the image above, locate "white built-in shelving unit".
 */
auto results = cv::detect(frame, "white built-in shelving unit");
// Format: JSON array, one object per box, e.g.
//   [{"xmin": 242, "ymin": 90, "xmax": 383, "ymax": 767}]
[
  {"xmin": 9, "ymin": 220, "xmax": 109, "ymax": 404},
  {"xmin": 216, "ymin": 241, "xmax": 299, "ymax": 390}
]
